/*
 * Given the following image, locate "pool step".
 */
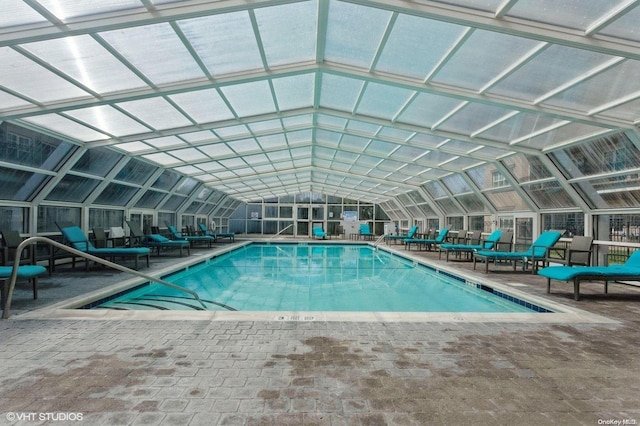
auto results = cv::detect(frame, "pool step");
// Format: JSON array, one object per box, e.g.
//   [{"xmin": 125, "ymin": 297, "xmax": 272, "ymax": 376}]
[{"xmin": 96, "ymin": 293, "xmax": 236, "ymax": 311}]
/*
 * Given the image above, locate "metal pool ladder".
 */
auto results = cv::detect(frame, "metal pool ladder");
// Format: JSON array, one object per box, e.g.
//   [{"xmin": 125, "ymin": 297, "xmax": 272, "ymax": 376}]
[
  {"xmin": 373, "ymin": 234, "xmax": 386, "ymax": 250},
  {"xmin": 267, "ymin": 224, "xmax": 293, "ymax": 243},
  {"xmin": 2, "ymin": 236, "xmax": 207, "ymax": 319}
]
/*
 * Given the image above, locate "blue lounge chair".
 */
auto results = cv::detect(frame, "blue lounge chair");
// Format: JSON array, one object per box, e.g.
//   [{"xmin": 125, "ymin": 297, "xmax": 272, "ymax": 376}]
[
  {"xmin": 166, "ymin": 224, "xmax": 215, "ymax": 248},
  {"xmin": 473, "ymin": 230, "xmax": 562, "ymax": 274},
  {"xmin": 312, "ymin": 227, "xmax": 327, "ymax": 239},
  {"xmin": 197, "ymin": 223, "xmax": 235, "ymax": 242},
  {"xmin": 59, "ymin": 225, "xmax": 150, "ymax": 270},
  {"xmin": 404, "ymin": 228, "xmax": 449, "ymax": 251},
  {"xmin": 0, "ymin": 265, "xmax": 47, "ymax": 302},
  {"xmin": 439, "ymin": 230, "xmax": 502, "ymax": 261},
  {"xmin": 358, "ymin": 223, "xmax": 375, "ymax": 240},
  {"xmin": 126, "ymin": 220, "xmax": 190, "ymax": 256},
  {"xmin": 539, "ymin": 250, "xmax": 640, "ymax": 300},
  {"xmin": 384, "ymin": 225, "xmax": 419, "ymax": 244}
]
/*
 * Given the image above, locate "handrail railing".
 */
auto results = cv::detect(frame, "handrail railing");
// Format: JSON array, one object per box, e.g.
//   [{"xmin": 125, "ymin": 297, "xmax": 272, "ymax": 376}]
[
  {"xmin": 2, "ymin": 236, "xmax": 208, "ymax": 319},
  {"xmin": 372, "ymin": 234, "xmax": 386, "ymax": 249},
  {"xmin": 268, "ymin": 224, "xmax": 294, "ymax": 242}
]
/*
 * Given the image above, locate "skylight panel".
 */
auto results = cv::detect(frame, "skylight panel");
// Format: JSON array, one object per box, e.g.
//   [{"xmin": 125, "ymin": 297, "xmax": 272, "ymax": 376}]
[
  {"xmin": 272, "ymin": 74, "xmax": 314, "ymax": 111},
  {"xmin": 340, "ymin": 134, "xmax": 370, "ymax": 151},
  {"xmin": 257, "ymin": 134, "xmax": 288, "ymax": 150},
  {"xmin": 1, "ymin": 1, "xmax": 48, "ymax": 27},
  {"xmin": 267, "ymin": 150, "xmax": 291, "ymax": 162},
  {"xmin": 0, "ymin": 90, "xmax": 33, "ymax": 110},
  {"xmin": 375, "ymin": 13, "xmax": 467, "ymax": 79},
  {"xmin": 597, "ymin": 97, "xmax": 640, "ymax": 122},
  {"xmin": 286, "ymin": 129, "xmax": 312, "ymax": 145},
  {"xmin": 100, "ymin": 23, "xmax": 206, "ymax": 85},
  {"xmin": 117, "ymin": 97, "xmax": 192, "ymax": 130},
  {"xmin": 316, "ymin": 114, "xmax": 348, "ymax": 130},
  {"xmin": 254, "ymin": 0, "xmax": 317, "ymax": 67},
  {"xmin": 599, "ymin": 6, "xmax": 640, "ymax": 42},
  {"xmin": 282, "ymin": 114, "xmax": 313, "ymax": 128},
  {"xmin": 227, "ymin": 138, "xmax": 261, "ymax": 154},
  {"xmin": 408, "ymin": 133, "xmax": 448, "ymax": 149},
  {"xmin": 325, "ymin": 1, "xmax": 391, "ymax": 68},
  {"xmin": 367, "ymin": 139, "xmax": 399, "ymax": 156},
  {"xmin": 143, "ymin": 152, "xmax": 180, "ymax": 166},
  {"xmin": 65, "ymin": 105, "xmax": 151, "ymax": 136},
  {"xmin": 0, "ymin": 47, "xmax": 89, "ymax": 103},
  {"xmin": 432, "ymin": 29, "xmax": 541, "ymax": 91},
  {"xmin": 505, "ymin": 0, "xmax": 618, "ymax": 31},
  {"xmin": 178, "ymin": 11, "xmax": 263, "ymax": 76},
  {"xmin": 488, "ymin": 45, "xmax": 620, "ymax": 102},
  {"xmin": 437, "ymin": 103, "xmax": 518, "ymax": 136},
  {"xmin": 319, "ymin": 74, "xmax": 363, "ymax": 112},
  {"xmin": 180, "ymin": 130, "xmax": 217, "ymax": 143},
  {"xmin": 170, "ymin": 88, "xmax": 235, "ymax": 123},
  {"xmin": 22, "ymin": 35, "xmax": 148, "ymax": 94},
  {"xmin": 199, "ymin": 143, "xmax": 235, "ymax": 158},
  {"xmin": 377, "ymin": 126, "xmax": 413, "ymax": 142},
  {"xmin": 397, "ymin": 92, "xmax": 465, "ymax": 128},
  {"xmin": 198, "ymin": 161, "xmax": 225, "ymax": 172},
  {"xmin": 522, "ymin": 123, "xmax": 612, "ymax": 150},
  {"xmin": 249, "ymin": 119, "xmax": 283, "ymax": 134},
  {"xmin": 144, "ymin": 136, "xmax": 187, "ymax": 149},
  {"xmin": 22, "ymin": 114, "xmax": 108, "ymax": 141},
  {"xmin": 37, "ymin": 0, "xmax": 142, "ymax": 21},
  {"xmin": 174, "ymin": 165, "xmax": 202, "ymax": 175},
  {"xmin": 215, "ymin": 125, "xmax": 250, "ymax": 139},
  {"xmin": 168, "ymin": 148, "xmax": 208, "ymax": 162},
  {"xmin": 346, "ymin": 120, "xmax": 381, "ymax": 136},
  {"xmin": 391, "ymin": 146, "xmax": 429, "ymax": 162},
  {"xmin": 219, "ymin": 158, "xmax": 247, "ymax": 168},
  {"xmin": 113, "ymin": 142, "xmax": 152, "ymax": 153},
  {"xmin": 221, "ymin": 80, "xmax": 275, "ymax": 117}
]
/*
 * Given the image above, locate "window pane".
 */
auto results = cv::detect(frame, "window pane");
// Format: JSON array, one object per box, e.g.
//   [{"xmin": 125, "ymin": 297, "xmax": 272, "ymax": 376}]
[
  {"xmin": 94, "ymin": 183, "xmax": 138, "ymax": 206},
  {"xmin": 0, "ymin": 122, "xmax": 75, "ymax": 170},
  {"xmin": 0, "ymin": 166, "xmax": 50, "ymax": 202},
  {"xmin": 0, "ymin": 207, "xmax": 29, "ymax": 233},
  {"xmin": 134, "ymin": 190, "xmax": 166, "ymax": 209},
  {"xmin": 72, "ymin": 147, "xmax": 122, "ymax": 177},
  {"xmin": 115, "ymin": 158, "xmax": 157, "ymax": 184},
  {"xmin": 37, "ymin": 206, "xmax": 81, "ymax": 233},
  {"xmin": 152, "ymin": 169, "xmax": 181, "ymax": 191},
  {"xmin": 46, "ymin": 174, "xmax": 100, "ymax": 202}
]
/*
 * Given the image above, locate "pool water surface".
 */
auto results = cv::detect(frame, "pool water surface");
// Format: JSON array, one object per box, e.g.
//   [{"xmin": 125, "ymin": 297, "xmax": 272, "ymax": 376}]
[{"xmin": 93, "ymin": 244, "xmax": 547, "ymax": 313}]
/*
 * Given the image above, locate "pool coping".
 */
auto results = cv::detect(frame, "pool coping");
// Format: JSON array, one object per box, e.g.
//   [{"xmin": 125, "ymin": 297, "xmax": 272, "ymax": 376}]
[{"xmin": 13, "ymin": 240, "xmax": 617, "ymax": 324}]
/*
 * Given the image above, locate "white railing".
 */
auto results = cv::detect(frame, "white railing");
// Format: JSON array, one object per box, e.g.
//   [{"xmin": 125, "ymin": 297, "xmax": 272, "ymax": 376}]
[
  {"xmin": 2, "ymin": 236, "xmax": 207, "ymax": 319},
  {"xmin": 372, "ymin": 234, "xmax": 386, "ymax": 250},
  {"xmin": 268, "ymin": 224, "xmax": 294, "ymax": 242}
]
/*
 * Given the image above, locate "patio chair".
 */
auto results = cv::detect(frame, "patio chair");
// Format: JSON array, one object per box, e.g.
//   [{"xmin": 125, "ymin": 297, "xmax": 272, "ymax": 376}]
[
  {"xmin": 126, "ymin": 220, "xmax": 190, "ymax": 256},
  {"xmin": 312, "ymin": 226, "xmax": 327, "ymax": 239},
  {"xmin": 165, "ymin": 224, "xmax": 215, "ymax": 248},
  {"xmin": 384, "ymin": 225, "xmax": 419, "ymax": 244},
  {"xmin": 59, "ymin": 225, "xmax": 150, "ymax": 270},
  {"xmin": 540, "ymin": 250, "xmax": 640, "ymax": 300},
  {"xmin": 1, "ymin": 230, "xmax": 47, "ymax": 300},
  {"xmin": 439, "ymin": 230, "xmax": 491, "ymax": 261},
  {"xmin": 473, "ymin": 230, "xmax": 562, "ymax": 274},
  {"xmin": 1, "ymin": 265, "xmax": 47, "ymax": 303},
  {"xmin": 197, "ymin": 223, "xmax": 235, "ymax": 242},
  {"xmin": 404, "ymin": 228, "xmax": 449, "ymax": 251},
  {"xmin": 546, "ymin": 235, "xmax": 593, "ymax": 267},
  {"xmin": 358, "ymin": 223, "xmax": 375, "ymax": 240}
]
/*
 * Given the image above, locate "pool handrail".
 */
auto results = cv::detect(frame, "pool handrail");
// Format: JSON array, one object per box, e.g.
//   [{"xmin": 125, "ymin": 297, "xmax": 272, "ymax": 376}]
[
  {"xmin": 373, "ymin": 234, "xmax": 386, "ymax": 249},
  {"xmin": 268, "ymin": 224, "xmax": 294, "ymax": 242},
  {"xmin": 2, "ymin": 236, "xmax": 208, "ymax": 319}
]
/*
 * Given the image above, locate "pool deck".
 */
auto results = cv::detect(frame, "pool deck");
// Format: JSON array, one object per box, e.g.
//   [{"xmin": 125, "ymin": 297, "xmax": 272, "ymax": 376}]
[{"xmin": 1, "ymin": 238, "xmax": 640, "ymax": 425}]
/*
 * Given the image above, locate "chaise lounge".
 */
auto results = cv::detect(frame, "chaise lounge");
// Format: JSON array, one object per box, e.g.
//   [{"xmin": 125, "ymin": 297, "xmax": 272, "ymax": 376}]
[
  {"xmin": 404, "ymin": 228, "xmax": 449, "ymax": 251},
  {"xmin": 439, "ymin": 229, "xmax": 502, "ymax": 261},
  {"xmin": 59, "ymin": 225, "xmax": 150, "ymax": 270},
  {"xmin": 197, "ymin": 223, "xmax": 235, "ymax": 242},
  {"xmin": 166, "ymin": 224, "xmax": 215, "ymax": 248},
  {"xmin": 384, "ymin": 225, "xmax": 419, "ymax": 245},
  {"xmin": 126, "ymin": 220, "xmax": 190, "ymax": 257},
  {"xmin": 539, "ymin": 250, "xmax": 640, "ymax": 300},
  {"xmin": 473, "ymin": 230, "xmax": 562, "ymax": 274},
  {"xmin": 312, "ymin": 227, "xmax": 327, "ymax": 239}
]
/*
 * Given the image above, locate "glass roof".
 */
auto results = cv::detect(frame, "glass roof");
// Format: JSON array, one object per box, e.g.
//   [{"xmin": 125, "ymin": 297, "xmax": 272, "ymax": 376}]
[{"xmin": 1, "ymin": 0, "xmax": 639, "ymax": 211}]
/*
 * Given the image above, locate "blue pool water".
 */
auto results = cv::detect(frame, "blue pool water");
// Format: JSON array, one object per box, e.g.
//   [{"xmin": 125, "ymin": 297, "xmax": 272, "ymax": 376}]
[{"xmin": 92, "ymin": 244, "xmax": 546, "ymax": 313}]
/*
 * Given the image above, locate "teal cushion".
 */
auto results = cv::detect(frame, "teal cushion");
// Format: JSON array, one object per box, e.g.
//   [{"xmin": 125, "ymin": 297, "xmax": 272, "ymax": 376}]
[
  {"xmin": 148, "ymin": 234, "xmax": 170, "ymax": 242},
  {"xmin": 0, "ymin": 265, "xmax": 47, "ymax": 279}
]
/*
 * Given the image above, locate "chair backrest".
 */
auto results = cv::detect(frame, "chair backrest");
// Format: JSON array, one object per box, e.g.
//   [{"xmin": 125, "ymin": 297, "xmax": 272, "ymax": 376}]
[
  {"xmin": 467, "ymin": 231, "xmax": 482, "ymax": 245},
  {"xmin": 198, "ymin": 223, "xmax": 209, "ymax": 235},
  {"xmin": 568, "ymin": 235, "xmax": 593, "ymax": 266},
  {"xmin": 530, "ymin": 231, "xmax": 563, "ymax": 257},
  {"xmin": 313, "ymin": 227, "xmax": 325, "ymax": 236},
  {"xmin": 407, "ymin": 225, "xmax": 419, "ymax": 238},
  {"xmin": 359, "ymin": 224, "xmax": 372, "ymax": 234},
  {"xmin": 126, "ymin": 220, "xmax": 145, "ymax": 238},
  {"xmin": 453, "ymin": 230, "xmax": 468, "ymax": 244},
  {"xmin": 60, "ymin": 226, "xmax": 94, "ymax": 251},
  {"xmin": 92, "ymin": 227, "xmax": 107, "ymax": 248},
  {"xmin": 165, "ymin": 223, "xmax": 182, "ymax": 238},
  {"xmin": 624, "ymin": 251, "xmax": 640, "ymax": 267},
  {"xmin": 495, "ymin": 230, "xmax": 513, "ymax": 251},
  {"xmin": 1, "ymin": 230, "xmax": 30, "ymax": 263},
  {"xmin": 435, "ymin": 228, "xmax": 449, "ymax": 243},
  {"xmin": 148, "ymin": 234, "xmax": 171, "ymax": 243}
]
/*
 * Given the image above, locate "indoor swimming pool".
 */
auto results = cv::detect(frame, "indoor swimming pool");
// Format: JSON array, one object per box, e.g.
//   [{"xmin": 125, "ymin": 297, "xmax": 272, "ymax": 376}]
[{"xmin": 87, "ymin": 243, "xmax": 552, "ymax": 314}]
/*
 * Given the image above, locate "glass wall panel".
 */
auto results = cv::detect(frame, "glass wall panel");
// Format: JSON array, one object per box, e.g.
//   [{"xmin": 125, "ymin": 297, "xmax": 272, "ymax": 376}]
[
  {"xmin": 0, "ymin": 123, "xmax": 75, "ymax": 171},
  {"xmin": 542, "ymin": 213, "xmax": 584, "ymax": 237},
  {"xmin": 501, "ymin": 154, "xmax": 551, "ymax": 183},
  {"xmin": 0, "ymin": 166, "xmax": 50, "ymax": 202},
  {"xmin": 359, "ymin": 205, "xmax": 373, "ymax": 220},
  {"xmin": 423, "ymin": 181, "xmax": 447, "ymax": 198},
  {"xmin": 72, "ymin": 147, "xmax": 122, "ymax": 177},
  {"xmin": 158, "ymin": 212, "xmax": 175, "ymax": 228},
  {"xmin": 467, "ymin": 163, "xmax": 509, "ymax": 189},
  {"xmin": 94, "ymin": 183, "xmax": 138, "ymax": 206},
  {"xmin": 446, "ymin": 216, "xmax": 463, "ymax": 230},
  {"xmin": 0, "ymin": 207, "xmax": 29, "ymax": 233},
  {"xmin": 89, "ymin": 208, "xmax": 125, "ymax": 229},
  {"xmin": 115, "ymin": 158, "xmax": 157, "ymax": 184},
  {"xmin": 575, "ymin": 178, "xmax": 640, "ymax": 209},
  {"xmin": 265, "ymin": 206, "xmax": 278, "ymax": 218},
  {"xmin": 442, "ymin": 174, "xmax": 471, "ymax": 194},
  {"xmin": 551, "ymin": 133, "xmax": 640, "ymax": 178},
  {"xmin": 484, "ymin": 189, "xmax": 529, "ymax": 211},
  {"xmin": 457, "ymin": 193, "xmax": 486, "ymax": 213},
  {"xmin": 435, "ymin": 198, "xmax": 462, "ymax": 215},
  {"xmin": 468, "ymin": 215, "xmax": 490, "ymax": 232},
  {"xmin": 46, "ymin": 175, "xmax": 100, "ymax": 202},
  {"xmin": 522, "ymin": 181, "xmax": 575, "ymax": 209},
  {"xmin": 160, "ymin": 194, "xmax": 187, "ymax": 212},
  {"xmin": 37, "ymin": 206, "xmax": 81, "ymax": 232},
  {"xmin": 134, "ymin": 190, "xmax": 166, "ymax": 209},
  {"xmin": 175, "ymin": 177, "xmax": 199, "ymax": 195},
  {"xmin": 152, "ymin": 169, "xmax": 181, "ymax": 191},
  {"xmin": 375, "ymin": 205, "xmax": 389, "ymax": 221},
  {"xmin": 185, "ymin": 201, "xmax": 203, "ymax": 214}
]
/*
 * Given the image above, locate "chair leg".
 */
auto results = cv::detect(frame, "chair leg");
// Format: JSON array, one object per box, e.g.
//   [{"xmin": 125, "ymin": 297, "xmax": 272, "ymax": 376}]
[{"xmin": 32, "ymin": 277, "xmax": 38, "ymax": 300}]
